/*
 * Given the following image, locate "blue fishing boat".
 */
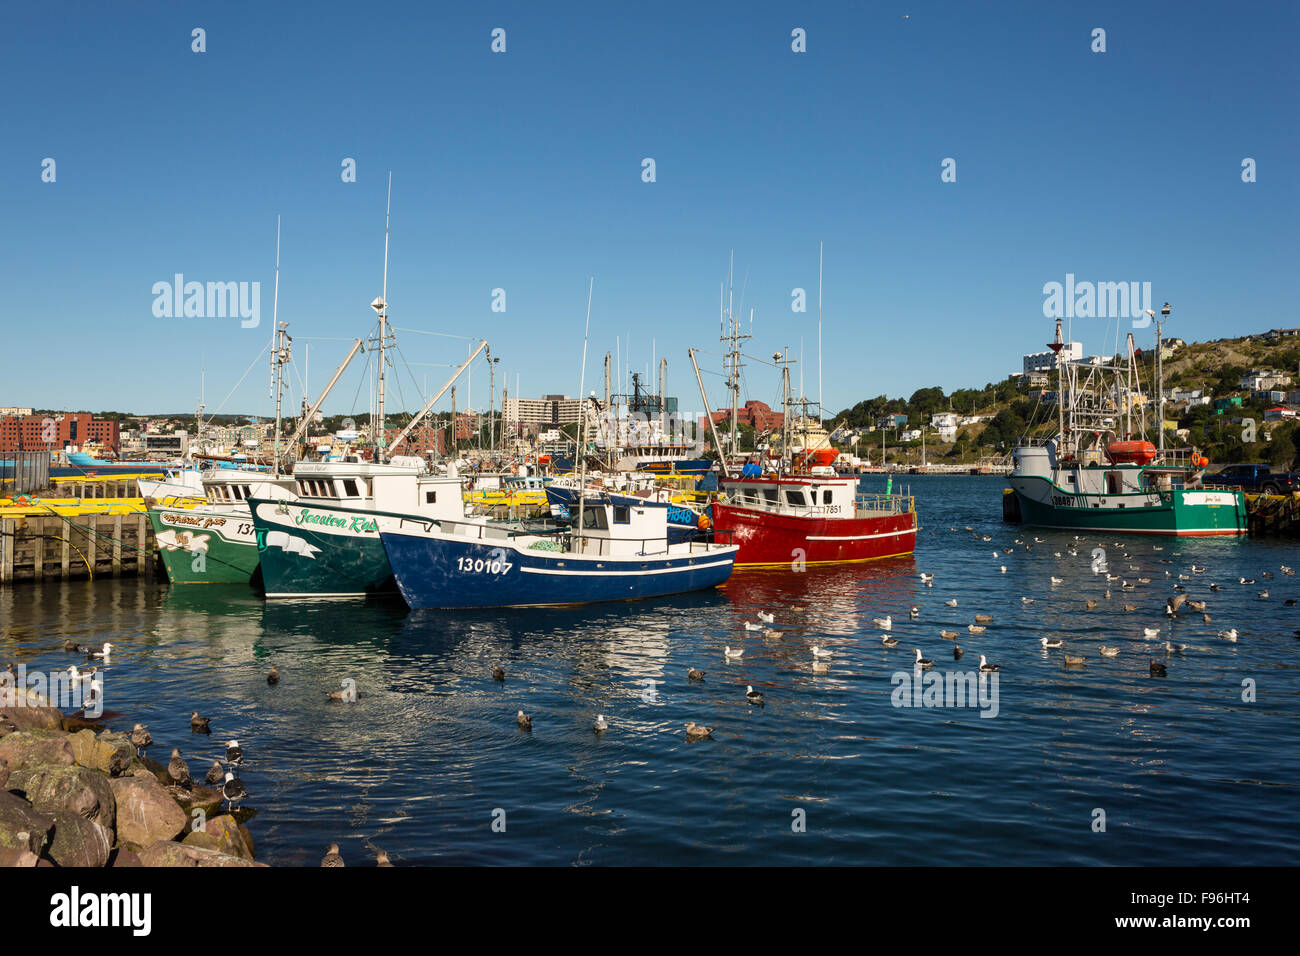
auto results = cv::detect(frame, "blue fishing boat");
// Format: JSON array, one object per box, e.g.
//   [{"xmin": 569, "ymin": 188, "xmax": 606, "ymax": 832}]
[{"xmin": 377, "ymin": 497, "xmax": 738, "ymax": 609}]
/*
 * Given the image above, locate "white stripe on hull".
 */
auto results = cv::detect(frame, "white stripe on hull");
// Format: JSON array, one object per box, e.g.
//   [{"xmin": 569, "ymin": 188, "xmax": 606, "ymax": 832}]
[{"xmin": 519, "ymin": 558, "xmax": 735, "ymax": 577}]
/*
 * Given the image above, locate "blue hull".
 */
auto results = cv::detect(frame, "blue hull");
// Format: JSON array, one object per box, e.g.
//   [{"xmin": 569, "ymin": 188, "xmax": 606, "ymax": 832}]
[{"xmin": 380, "ymin": 530, "xmax": 736, "ymax": 609}]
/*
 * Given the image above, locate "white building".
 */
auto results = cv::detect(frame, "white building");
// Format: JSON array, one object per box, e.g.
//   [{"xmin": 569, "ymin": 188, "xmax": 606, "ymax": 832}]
[
  {"xmin": 930, "ymin": 412, "xmax": 959, "ymax": 441},
  {"xmin": 1023, "ymin": 342, "xmax": 1082, "ymax": 374},
  {"xmin": 504, "ymin": 395, "xmax": 583, "ymax": 427}
]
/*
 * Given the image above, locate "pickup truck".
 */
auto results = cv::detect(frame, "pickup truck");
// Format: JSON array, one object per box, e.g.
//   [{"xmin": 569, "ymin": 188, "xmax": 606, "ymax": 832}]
[{"xmin": 1207, "ymin": 464, "xmax": 1300, "ymax": 495}]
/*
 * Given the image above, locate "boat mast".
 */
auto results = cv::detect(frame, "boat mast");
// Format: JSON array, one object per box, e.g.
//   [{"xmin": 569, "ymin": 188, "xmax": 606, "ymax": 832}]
[
  {"xmin": 575, "ymin": 278, "xmax": 594, "ymax": 551},
  {"xmin": 1156, "ymin": 302, "xmax": 1169, "ymax": 455},
  {"xmin": 720, "ymin": 254, "xmax": 751, "ymax": 463},
  {"xmin": 817, "ymin": 240, "xmax": 823, "ymax": 425},
  {"xmin": 778, "ymin": 348, "xmax": 792, "ymax": 479},
  {"xmin": 271, "ymin": 324, "xmax": 291, "ymax": 476},
  {"xmin": 689, "ymin": 347, "xmax": 731, "ymax": 479},
  {"xmin": 1049, "ymin": 316, "xmax": 1066, "ymax": 456},
  {"xmin": 371, "ymin": 172, "xmax": 393, "ymax": 464}
]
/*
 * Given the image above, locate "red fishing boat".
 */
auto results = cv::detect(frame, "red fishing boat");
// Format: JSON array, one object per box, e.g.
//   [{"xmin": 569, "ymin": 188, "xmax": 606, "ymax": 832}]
[{"xmin": 712, "ymin": 473, "xmax": 917, "ymax": 567}]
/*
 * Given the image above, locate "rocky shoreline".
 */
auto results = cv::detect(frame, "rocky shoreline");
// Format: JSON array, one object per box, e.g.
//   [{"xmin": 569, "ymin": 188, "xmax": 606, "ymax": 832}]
[{"xmin": 0, "ymin": 703, "xmax": 263, "ymax": 868}]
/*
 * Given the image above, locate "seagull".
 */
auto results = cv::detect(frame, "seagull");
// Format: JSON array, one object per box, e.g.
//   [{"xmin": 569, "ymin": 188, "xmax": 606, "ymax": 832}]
[
  {"xmin": 225, "ymin": 740, "xmax": 244, "ymax": 769},
  {"xmin": 687, "ymin": 667, "xmax": 706, "ymax": 681},
  {"xmin": 811, "ymin": 660, "xmax": 830, "ymax": 673},
  {"xmin": 968, "ymin": 624, "xmax": 986, "ymax": 634},
  {"xmin": 1218, "ymin": 629, "xmax": 1238, "ymax": 642},
  {"xmin": 1099, "ymin": 645, "xmax": 1120, "ymax": 657},
  {"xmin": 724, "ymin": 646, "xmax": 744, "ymax": 659},
  {"xmin": 811, "ymin": 646, "xmax": 833, "ymax": 659},
  {"xmin": 321, "ymin": 844, "xmax": 345, "ymax": 867},
  {"xmin": 326, "ymin": 687, "xmax": 359, "ymax": 702},
  {"xmin": 1000, "ymin": 566, "xmax": 1007, "ymax": 573},
  {"xmin": 882, "ymin": 635, "xmax": 899, "ymax": 648},
  {"xmin": 222, "ymin": 772, "xmax": 247, "ymax": 813},
  {"xmin": 1064, "ymin": 654, "xmax": 1086, "ymax": 666},
  {"xmin": 204, "ymin": 761, "xmax": 225, "ymax": 785},
  {"xmin": 1188, "ymin": 600, "xmax": 1206, "ymax": 612},
  {"xmin": 167, "ymin": 748, "xmax": 191, "ymax": 789},
  {"xmin": 594, "ymin": 714, "xmax": 609, "ymax": 732},
  {"xmin": 1150, "ymin": 660, "xmax": 1168, "ymax": 677},
  {"xmin": 376, "ymin": 851, "xmax": 394, "ymax": 867},
  {"xmin": 516, "ymin": 710, "xmax": 532, "ymax": 730},
  {"xmin": 1258, "ymin": 590, "xmax": 1269, "ymax": 599},
  {"xmin": 913, "ymin": 649, "xmax": 934, "ymax": 669},
  {"xmin": 1164, "ymin": 641, "xmax": 1187, "ymax": 654},
  {"xmin": 974, "ymin": 614, "xmax": 993, "ymax": 624},
  {"xmin": 953, "ymin": 645, "xmax": 964, "ymax": 659},
  {"xmin": 757, "ymin": 610, "xmax": 775, "ymax": 623},
  {"xmin": 873, "ymin": 615, "xmax": 893, "ymax": 630},
  {"xmin": 1050, "ymin": 576, "xmax": 1063, "ymax": 585},
  {"xmin": 190, "ymin": 712, "xmax": 212, "ymax": 734},
  {"xmin": 745, "ymin": 685, "xmax": 764, "ymax": 705},
  {"xmin": 940, "ymin": 630, "xmax": 959, "ymax": 640},
  {"xmin": 62, "ymin": 639, "xmax": 87, "ymax": 653},
  {"xmin": 743, "ymin": 622, "xmax": 764, "ymax": 631},
  {"xmin": 909, "ymin": 606, "xmax": 920, "ymax": 619},
  {"xmin": 684, "ymin": 722, "xmax": 714, "ymax": 741},
  {"xmin": 1239, "ymin": 577, "xmax": 1255, "ymax": 585},
  {"xmin": 129, "ymin": 723, "xmax": 152, "ymax": 757},
  {"xmin": 1085, "ymin": 600, "xmax": 1097, "ymax": 609},
  {"xmin": 1143, "ymin": 627, "xmax": 1160, "ymax": 638},
  {"xmin": 1022, "ymin": 597, "xmax": 1035, "ymax": 605},
  {"xmin": 1123, "ymin": 604, "xmax": 1138, "ymax": 612},
  {"xmin": 492, "ymin": 665, "xmax": 505, "ymax": 681},
  {"xmin": 978, "ymin": 655, "xmax": 1000, "ymax": 673},
  {"xmin": 87, "ymin": 642, "xmax": 113, "ymax": 662},
  {"xmin": 919, "ymin": 573, "xmax": 934, "ymax": 583},
  {"xmin": 1040, "ymin": 638, "xmax": 1063, "ymax": 649},
  {"xmin": 267, "ymin": 666, "xmax": 280, "ymax": 685},
  {"xmin": 945, "ymin": 599, "xmax": 958, "ymax": 607}
]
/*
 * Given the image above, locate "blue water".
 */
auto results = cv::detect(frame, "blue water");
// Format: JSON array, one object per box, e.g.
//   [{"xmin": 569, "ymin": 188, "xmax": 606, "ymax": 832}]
[{"xmin": 2, "ymin": 476, "xmax": 1297, "ymax": 865}]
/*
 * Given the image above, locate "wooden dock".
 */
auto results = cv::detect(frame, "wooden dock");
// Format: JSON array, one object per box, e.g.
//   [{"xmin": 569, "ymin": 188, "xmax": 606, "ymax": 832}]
[
  {"xmin": 0, "ymin": 511, "xmax": 158, "ymax": 583},
  {"xmin": 1245, "ymin": 492, "xmax": 1300, "ymax": 537}
]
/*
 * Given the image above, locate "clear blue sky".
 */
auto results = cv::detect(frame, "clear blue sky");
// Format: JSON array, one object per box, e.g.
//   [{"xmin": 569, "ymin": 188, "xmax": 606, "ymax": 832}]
[{"xmin": 2, "ymin": 1, "xmax": 1296, "ymax": 420}]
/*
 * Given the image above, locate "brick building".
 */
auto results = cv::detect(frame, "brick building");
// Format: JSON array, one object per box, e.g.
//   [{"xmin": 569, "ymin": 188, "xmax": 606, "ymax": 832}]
[
  {"xmin": 0, "ymin": 412, "xmax": 121, "ymax": 454},
  {"xmin": 709, "ymin": 400, "xmax": 783, "ymax": 432}
]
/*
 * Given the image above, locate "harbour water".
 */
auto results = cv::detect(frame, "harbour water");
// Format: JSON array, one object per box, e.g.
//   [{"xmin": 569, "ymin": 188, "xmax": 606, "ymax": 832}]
[{"xmin": 2, "ymin": 476, "xmax": 1297, "ymax": 865}]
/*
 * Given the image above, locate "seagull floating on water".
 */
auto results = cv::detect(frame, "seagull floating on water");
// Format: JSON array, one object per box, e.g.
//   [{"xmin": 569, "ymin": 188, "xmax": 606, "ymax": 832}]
[
  {"xmin": 594, "ymin": 714, "xmax": 609, "ymax": 732},
  {"xmin": 190, "ymin": 712, "xmax": 212, "ymax": 734},
  {"xmin": 743, "ymin": 622, "xmax": 764, "ymax": 631},
  {"xmin": 1064, "ymin": 654, "xmax": 1086, "ymax": 666},
  {"xmin": 882, "ymin": 635, "xmax": 899, "ymax": 648},
  {"xmin": 953, "ymin": 645, "xmax": 963, "ymax": 659},
  {"xmin": 873, "ymin": 615, "xmax": 892, "ymax": 630},
  {"xmin": 684, "ymin": 722, "xmax": 713, "ymax": 741},
  {"xmin": 945, "ymin": 599, "xmax": 958, "ymax": 607},
  {"xmin": 1040, "ymin": 638, "xmax": 1063, "ymax": 649},
  {"xmin": 1099, "ymin": 645, "xmax": 1120, "ymax": 657},
  {"xmin": 516, "ymin": 710, "xmax": 532, "ymax": 730},
  {"xmin": 940, "ymin": 630, "xmax": 959, "ymax": 640},
  {"xmin": 1143, "ymin": 627, "xmax": 1160, "ymax": 638},
  {"xmin": 978, "ymin": 655, "xmax": 1000, "ymax": 673},
  {"xmin": 1218, "ymin": 629, "xmax": 1238, "ymax": 642},
  {"xmin": 687, "ymin": 667, "xmax": 706, "ymax": 681},
  {"xmin": 62, "ymin": 639, "xmax": 87, "ymax": 653},
  {"xmin": 757, "ymin": 611, "xmax": 775, "ymax": 623},
  {"xmin": 745, "ymin": 685, "xmax": 764, "ymax": 706},
  {"xmin": 88, "ymin": 642, "xmax": 113, "ymax": 662},
  {"xmin": 267, "ymin": 666, "xmax": 280, "ymax": 685},
  {"xmin": 811, "ymin": 646, "xmax": 833, "ymax": 659},
  {"xmin": 968, "ymin": 624, "xmax": 986, "ymax": 634},
  {"xmin": 1164, "ymin": 641, "xmax": 1187, "ymax": 654},
  {"xmin": 724, "ymin": 646, "xmax": 744, "ymax": 659},
  {"xmin": 1150, "ymin": 660, "xmax": 1168, "ymax": 677},
  {"xmin": 913, "ymin": 649, "xmax": 934, "ymax": 670},
  {"xmin": 492, "ymin": 665, "xmax": 506, "ymax": 681}
]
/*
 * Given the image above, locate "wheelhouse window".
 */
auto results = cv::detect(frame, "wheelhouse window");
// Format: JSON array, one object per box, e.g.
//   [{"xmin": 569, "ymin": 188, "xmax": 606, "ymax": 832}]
[
  {"xmin": 785, "ymin": 490, "xmax": 806, "ymax": 507},
  {"xmin": 613, "ymin": 505, "xmax": 630, "ymax": 523},
  {"xmin": 1106, "ymin": 472, "xmax": 1123, "ymax": 495},
  {"xmin": 581, "ymin": 507, "xmax": 609, "ymax": 530},
  {"xmin": 424, "ymin": 490, "xmax": 437, "ymax": 504},
  {"xmin": 343, "ymin": 479, "xmax": 359, "ymax": 497},
  {"xmin": 762, "ymin": 489, "xmax": 779, "ymax": 506},
  {"xmin": 822, "ymin": 490, "xmax": 833, "ymax": 505}
]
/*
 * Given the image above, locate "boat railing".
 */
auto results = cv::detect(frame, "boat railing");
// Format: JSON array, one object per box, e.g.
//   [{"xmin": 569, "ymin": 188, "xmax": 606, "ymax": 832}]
[{"xmin": 854, "ymin": 492, "xmax": 915, "ymax": 516}]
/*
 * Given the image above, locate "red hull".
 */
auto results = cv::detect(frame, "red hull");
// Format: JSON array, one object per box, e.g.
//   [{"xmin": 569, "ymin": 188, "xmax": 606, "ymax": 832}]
[{"xmin": 712, "ymin": 502, "xmax": 917, "ymax": 567}]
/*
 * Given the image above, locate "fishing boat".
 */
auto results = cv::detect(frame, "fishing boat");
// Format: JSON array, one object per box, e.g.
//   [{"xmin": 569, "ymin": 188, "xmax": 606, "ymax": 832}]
[
  {"xmin": 377, "ymin": 495, "xmax": 737, "ymax": 608},
  {"xmin": 1006, "ymin": 310, "xmax": 1247, "ymax": 536},
  {"xmin": 149, "ymin": 467, "xmax": 296, "ymax": 584},
  {"xmin": 690, "ymin": 345, "xmax": 918, "ymax": 568},
  {"xmin": 249, "ymin": 460, "xmax": 471, "ymax": 598}
]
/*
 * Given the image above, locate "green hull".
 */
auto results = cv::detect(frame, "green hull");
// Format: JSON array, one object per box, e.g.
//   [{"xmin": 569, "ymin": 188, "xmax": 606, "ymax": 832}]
[
  {"xmin": 148, "ymin": 508, "xmax": 262, "ymax": 584},
  {"xmin": 1008, "ymin": 476, "xmax": 1247, "ymax": 536},
  {"xmin": 248, "ymin": 498, "xmax": 394, "ymax": 598}
]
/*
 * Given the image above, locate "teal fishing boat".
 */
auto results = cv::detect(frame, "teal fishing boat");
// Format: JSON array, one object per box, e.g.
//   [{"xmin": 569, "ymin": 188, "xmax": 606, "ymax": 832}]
[{"xmin": 1006, "ymin": 309, "xmax": 1247, "ymax": 537}]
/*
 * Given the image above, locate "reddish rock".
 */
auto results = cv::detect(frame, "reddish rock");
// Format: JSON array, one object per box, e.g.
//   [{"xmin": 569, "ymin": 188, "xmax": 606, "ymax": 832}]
[
  {"xmin": 0, "ymin": 789, "xmax": 55, "ymax": 856},
  {"xmin": 0, "ymin": 731, "xmax": 75, "ymax": 771},
  {"xmin": 7, "ymin": 765, "xmax": 116, "ymax": 829},
  {"xmin": 137, "ymin": 840, "xmax": 264, "ymax": 867},
  {"xmin": 109, "ymin": 774, "xmax": 187, "ymax": 848}
]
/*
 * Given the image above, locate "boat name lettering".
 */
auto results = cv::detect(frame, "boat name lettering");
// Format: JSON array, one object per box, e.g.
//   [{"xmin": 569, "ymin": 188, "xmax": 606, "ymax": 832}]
[
  {"xmin": 163, "ymin": 513, "xmax": 227, "ymax": 529},
  {"xmin": 293, "ymin": 510, "xmax": 377, "ymax": 533}
]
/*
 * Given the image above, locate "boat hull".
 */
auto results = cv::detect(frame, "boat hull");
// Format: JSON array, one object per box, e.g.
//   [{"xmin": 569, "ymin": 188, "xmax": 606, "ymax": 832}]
[
  {"xmin": 711, "ymin": 502, "xmax": 917, "ymax": 567},
  {"xmin": 1007, "ymin": 475, "xmax": 1247, "ymax": 536},
  {"xmin": 148, "ymin": 507, "xmax": 260, "ymax": 584},
  {"xmin": 379, "ymin": 526, "xmax": 736, "ymax": 609},
  {"xmin": 248, "ymin": 499, "xmax": 395, "ymax": 598}
]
